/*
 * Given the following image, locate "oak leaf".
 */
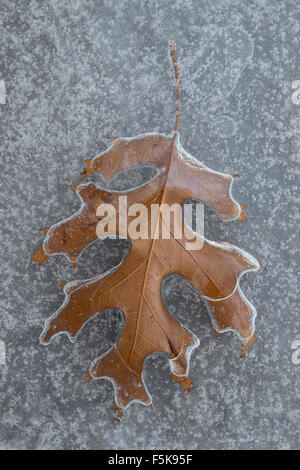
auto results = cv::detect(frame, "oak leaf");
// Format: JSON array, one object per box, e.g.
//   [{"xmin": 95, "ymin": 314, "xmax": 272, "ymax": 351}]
[{"xmin": 32, "ymin": 43, "xmax": 261, "ymax": 418}]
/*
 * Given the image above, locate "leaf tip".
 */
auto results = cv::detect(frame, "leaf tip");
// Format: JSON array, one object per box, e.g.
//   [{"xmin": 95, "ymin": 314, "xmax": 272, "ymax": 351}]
[
  {"xmin": 40, "ymin": 226, "xmax": 50, "ymax": 235},
  {"xmin": 81, "ymin": 159, "xmax": 93, "ymax": 178},
  {"xmin": 112, "ymin": 403, "xmax": 124, "ymax": 422},
  {"xmin": 241, "ymin": 335, "xmax": 256, "ymax": 357},
  {"xmin": 70, "ymin": 183, "xmax": 78, "ymax": 193},
  {"xmin": 237, "ymin": 204, "xmax": 248, "ymax": 222},
  {"xmin": 172, "ymin": 374, "xmax": 193, "ymax": 393},
  {"xmin": 31, "ymin": 246, "xmax": 48, "ymax": 266},
  {"xmin": 83, "ymin": 371, "xmax": 92, "ymax": 382}
]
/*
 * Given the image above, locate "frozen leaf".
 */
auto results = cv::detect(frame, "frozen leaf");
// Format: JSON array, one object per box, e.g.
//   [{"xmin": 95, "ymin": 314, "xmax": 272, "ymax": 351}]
[{"xmin": 32, "ymin": 42, "xmax": 261, "ymax": 418}]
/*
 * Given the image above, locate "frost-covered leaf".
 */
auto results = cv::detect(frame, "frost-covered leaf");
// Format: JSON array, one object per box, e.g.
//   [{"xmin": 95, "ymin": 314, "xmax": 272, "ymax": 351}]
[{"xmin": 32, "ymin": 43, "xmax": 261, "ymax": 419}]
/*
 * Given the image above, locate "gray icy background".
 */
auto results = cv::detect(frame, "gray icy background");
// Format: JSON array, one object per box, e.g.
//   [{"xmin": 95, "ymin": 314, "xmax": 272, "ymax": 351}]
[{"xmin": 0, "ymin": 0, "xmax": 299, "ymax": 450}]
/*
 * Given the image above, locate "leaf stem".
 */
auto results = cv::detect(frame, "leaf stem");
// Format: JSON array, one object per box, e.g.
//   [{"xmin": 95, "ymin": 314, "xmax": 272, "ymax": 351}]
[{"xmin": 170, "ymin": 41, "xmax": 181, "ymax": 135}]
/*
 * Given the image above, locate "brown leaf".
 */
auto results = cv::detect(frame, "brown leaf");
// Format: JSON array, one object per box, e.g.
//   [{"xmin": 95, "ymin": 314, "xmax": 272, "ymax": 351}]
[{"xmin": 33, "ymin": 42, "xmax": 261, "ymax": 415}]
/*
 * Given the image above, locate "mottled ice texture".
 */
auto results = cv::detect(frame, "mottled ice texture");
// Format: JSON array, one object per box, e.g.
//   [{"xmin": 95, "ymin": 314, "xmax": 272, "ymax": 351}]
[{"xmin": 0, "ymin": 0, "xmax": 299, "ymax": 450}]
